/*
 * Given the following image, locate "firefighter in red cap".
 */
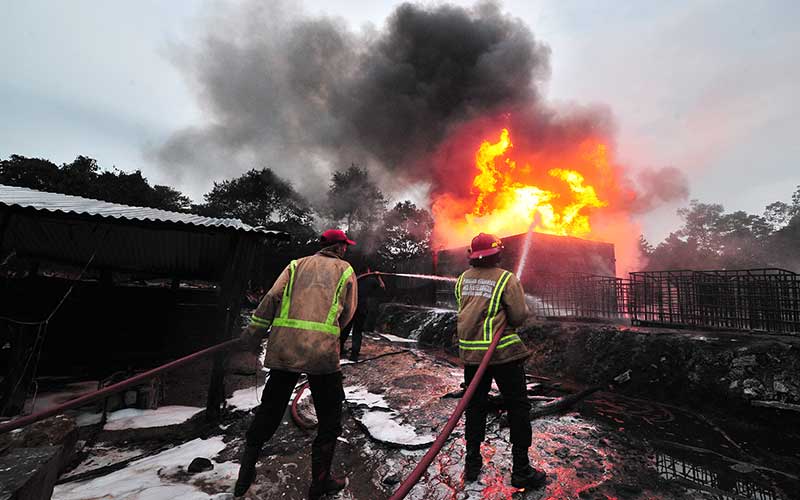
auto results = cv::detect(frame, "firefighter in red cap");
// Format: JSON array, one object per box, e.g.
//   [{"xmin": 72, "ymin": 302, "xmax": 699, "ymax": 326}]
[
  {"xmin": 455, "ymin": 232, "xmax": 547, "ymax": 489},
  {"xmin": 234, "ymin": 229, "xmax": 358, "ymax": 498}
]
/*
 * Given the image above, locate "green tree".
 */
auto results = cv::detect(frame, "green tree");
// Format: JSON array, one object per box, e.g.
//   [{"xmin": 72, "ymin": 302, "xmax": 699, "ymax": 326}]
[
  {"xmin": 327, "ymin": 165, "xmax": 386, "ymax": 235},
  {"xmin": 0, "ymin": 154, "xmax": 192, "ymax": 212},
  {"xmin": 376, "ymin": 201, "xmax": 434, "ymax": 262},
  {"xmin": 0, "ymin": 155, "xmax": 60, "ymax": 190},
  {"xmin": 200, "ymin": 168, "xmax": 315, "ymax": 239}
]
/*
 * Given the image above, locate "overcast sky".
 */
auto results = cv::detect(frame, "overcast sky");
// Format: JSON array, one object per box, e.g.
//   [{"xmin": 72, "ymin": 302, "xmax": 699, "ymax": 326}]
[{"xmin": 1, "ymin": 0, "xmax": 798, "ymax": 241}]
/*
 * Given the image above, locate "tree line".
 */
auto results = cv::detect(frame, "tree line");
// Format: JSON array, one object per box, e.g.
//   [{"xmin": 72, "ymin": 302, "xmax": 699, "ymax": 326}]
[
  {"xmin": 0, "ymin": 155, "xmax": 433, "ymax": 269},
  {"xmin": 640, "ymin": 188, "xmax": 800, "ymax": 272},
  {"xmin": 2, "ymin": 154, "xmax": 798, "ymax": 272}
]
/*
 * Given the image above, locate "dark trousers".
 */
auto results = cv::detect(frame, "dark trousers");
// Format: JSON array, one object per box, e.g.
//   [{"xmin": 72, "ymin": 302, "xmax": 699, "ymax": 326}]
[
  {"xmin": 245, "ymin": 369, "xmax": 344, "ymax": 450},
  {"xmin": 339, "ymin": 307, "xmax": 367, "ymax": 356},
  {"xmin": 464, "ymin": 360, "xmax": 532, "ymax": 452}
]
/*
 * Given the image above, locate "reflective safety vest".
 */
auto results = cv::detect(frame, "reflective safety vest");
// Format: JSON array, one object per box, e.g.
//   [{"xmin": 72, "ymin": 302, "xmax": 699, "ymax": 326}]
[
  {"xmin": 270, "ymin": 259, "xmax": 354, "ymax": 335},
  {"xmin": 455, "ymin": 269, "xmax": 523, "ymax": 353}
]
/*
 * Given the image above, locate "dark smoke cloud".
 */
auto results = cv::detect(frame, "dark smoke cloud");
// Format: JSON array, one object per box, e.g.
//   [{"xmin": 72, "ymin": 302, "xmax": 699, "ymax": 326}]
[
  {"xmin": 153, "ymin": 1, "xmax": 550, "ymax": 200},
  {"xmin": 154, "ymin": 0, "xmax": 686, "ymax": 214}
]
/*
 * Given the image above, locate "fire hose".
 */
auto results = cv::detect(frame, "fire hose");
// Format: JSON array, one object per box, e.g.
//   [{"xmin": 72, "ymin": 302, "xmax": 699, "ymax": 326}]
[
  {"xmin": 290, "ymin": 269, "xmax": 497, "ymax": 499},
  {"xmin": 292, "ymin": 270, "xmax": 455, "ymax": 427},
  {"xmin": 0, "ymin": 338, "xmax": 240, "ymax": 434},
  {"xmin": 387, "ymin": 325, "xmax": 505, "ymax": 500},
  {"xmin": 290, "ymin": 329, "xmax": 504, "ymax": 499}
]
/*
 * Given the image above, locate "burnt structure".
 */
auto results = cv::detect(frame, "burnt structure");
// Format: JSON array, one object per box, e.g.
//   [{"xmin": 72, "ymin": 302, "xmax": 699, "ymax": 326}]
[
  {"xmin": 432, "ymin": 231, "xmax": 616, "ymax": 308},
  {"xmin": 0, "ymin": 185, "xmax": 288, "ymax": 418}
]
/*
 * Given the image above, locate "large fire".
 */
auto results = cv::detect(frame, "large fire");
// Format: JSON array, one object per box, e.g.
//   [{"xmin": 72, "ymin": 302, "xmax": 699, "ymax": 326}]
[{"xmin": 431, "ymin": 127, "xmax": 641, "ymax": 274}]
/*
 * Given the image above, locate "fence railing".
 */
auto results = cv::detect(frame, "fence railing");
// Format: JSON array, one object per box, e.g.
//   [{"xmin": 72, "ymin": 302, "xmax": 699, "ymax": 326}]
[
  {"xmin": 628, "ymin": 268, "xmax": 800, "ymax": 334},
  {"xmin": 427, "ymin": 268, "xmax": 800, "ymax": 335}
]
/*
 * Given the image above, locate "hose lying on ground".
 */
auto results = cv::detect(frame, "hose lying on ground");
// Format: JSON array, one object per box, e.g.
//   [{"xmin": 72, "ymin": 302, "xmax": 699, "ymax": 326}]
[
  {"xmin": 387, "ymin": 326, "xmax": 506, "ymax": 500},
  {"xmin": 290, "ymin": 349, "xmax": 412, "ymax": 430}
]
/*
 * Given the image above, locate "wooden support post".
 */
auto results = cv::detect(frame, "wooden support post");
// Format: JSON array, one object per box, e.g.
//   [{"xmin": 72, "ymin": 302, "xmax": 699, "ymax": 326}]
[{"xmin": 206, "ymin": 234, "xmax": 259, "ymax": 421}]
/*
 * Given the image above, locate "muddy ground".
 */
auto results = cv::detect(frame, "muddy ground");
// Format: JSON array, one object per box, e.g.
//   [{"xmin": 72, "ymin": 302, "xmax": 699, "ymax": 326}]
[
  {"xmin": 52, "ymin": 332, "xmax": 800, "ymax": 500},
  {"xmin": 144, "ymin": 335, "xmax": 800, "ymax": 499}
]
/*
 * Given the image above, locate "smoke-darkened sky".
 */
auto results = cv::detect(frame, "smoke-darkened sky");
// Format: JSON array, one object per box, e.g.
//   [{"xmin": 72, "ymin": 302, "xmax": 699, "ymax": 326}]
[{"xmin": 1, "ymin": 0, "xmax": 798, "ymax": 241}]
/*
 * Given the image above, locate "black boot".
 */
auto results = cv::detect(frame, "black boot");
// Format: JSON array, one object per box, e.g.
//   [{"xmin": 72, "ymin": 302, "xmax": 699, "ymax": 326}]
[
  {"xmin": 510, "ymin": 448, "xmax": 547, "ymax": 489},
  {"xmin": 234, "ymin": 444, "xmax": 261, "ymax": 497},
  {"xmin": 308, "ymin": 442, "xmax": 347, "ymax": 500},
  {"xmin": 464, "ymin": 443, "xmax": 482, "ymax": 482}
]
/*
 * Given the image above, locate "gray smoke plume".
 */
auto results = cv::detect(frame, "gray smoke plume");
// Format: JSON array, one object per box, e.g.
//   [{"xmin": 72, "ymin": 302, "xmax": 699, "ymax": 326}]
[
  {"xmin": 154, "ymin": 0, "xmax": 687, "ymax": 211},
  {"xmin": 631, "ymin": 166, "xmax": 690, "ymax": 213},
  {"xmin": 154, "ymin": 1, "xmax": 551, "ymax": 200}
]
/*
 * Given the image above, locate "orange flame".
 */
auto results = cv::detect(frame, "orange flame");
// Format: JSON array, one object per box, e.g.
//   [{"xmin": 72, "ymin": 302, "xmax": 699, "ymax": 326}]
[{"xmin": 433, "ymin": 128, "xmax": 611, "ymax": 247}]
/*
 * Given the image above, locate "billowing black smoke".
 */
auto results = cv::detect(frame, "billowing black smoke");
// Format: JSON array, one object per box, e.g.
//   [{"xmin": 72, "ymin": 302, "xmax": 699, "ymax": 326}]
[
  {"xmin": 340, "ymin": 2, "xmax": 549, "ymax": 170},
  {"xmin": 154, "ymin": 0, "xmax": 687, "ymax": 210},
  {"xmin": 154, "ymin": 1, "xmax": 551, "ymax": 197}
]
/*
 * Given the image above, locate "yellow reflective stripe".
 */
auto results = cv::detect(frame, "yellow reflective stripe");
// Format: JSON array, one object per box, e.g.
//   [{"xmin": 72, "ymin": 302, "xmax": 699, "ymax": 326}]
[
  {"xmin": 482, "ymin": 271, "xmax": 511, "ymax": 341},
  {"xmin": 459, "ymin": 334, "xmax": 519, "ymax": 349},
  {"xmin": 272, "ymin": 317, "xmax": 340, "ymax": 335},
  {"xmin": 497, "ymin": 335, "xmax": 522, "ymax": 349},
  {"xmin": 326, "ymin": 266, "xmax": 354, "ymax": 326},
  {"xmin": 250, "ymin": 315, "xmax": 271, "ymax": 327},
  {"xmin": 279, "ymin": 260, "xmax": 298, "ymax": 319},
  {"xmin": 455, "ymin": 273, "xmax": 465, "ymax": 309}
]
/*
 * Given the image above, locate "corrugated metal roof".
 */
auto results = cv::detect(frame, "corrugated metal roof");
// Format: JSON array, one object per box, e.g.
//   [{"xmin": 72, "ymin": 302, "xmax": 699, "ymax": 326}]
[{"xmin": 0, "ymin": 184, "xmax": 287, "ymax": 236}]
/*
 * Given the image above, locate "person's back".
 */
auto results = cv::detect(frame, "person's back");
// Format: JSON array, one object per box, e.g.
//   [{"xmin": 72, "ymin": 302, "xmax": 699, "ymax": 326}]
[
  {"xmin": 456, "ymin": 265, "xmax": 528, "ymax": 366},
  {"xmin": 234, "ymin": 229, "xmax": 357, "ymax": 499},
  {"xmin": 263, "ymin": 251, "xmax": 355, "ymax": 374},
  {"xmin": 455, "ymin": 233, "xmax": 547, "ymax": 490}
]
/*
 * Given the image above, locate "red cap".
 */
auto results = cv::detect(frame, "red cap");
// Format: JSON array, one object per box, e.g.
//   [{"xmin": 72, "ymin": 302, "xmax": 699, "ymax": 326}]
[
  {"xmin": 320, "ymin": 229, "xmax": 356, "ymax": 246},
  {"xmin": 468, "ymin": 232, "xmax": 503, "ymax": 259}
]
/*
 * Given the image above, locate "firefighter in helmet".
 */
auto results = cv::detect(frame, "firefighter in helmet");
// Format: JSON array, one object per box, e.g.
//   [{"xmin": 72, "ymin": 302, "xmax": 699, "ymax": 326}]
[
  {"xmin": 455, "ymin": 232, "xmax": 547, "ymax": 489},
  {"xmin": 234, "ymin": 229, "xmax": 358, "ymax": 499}
]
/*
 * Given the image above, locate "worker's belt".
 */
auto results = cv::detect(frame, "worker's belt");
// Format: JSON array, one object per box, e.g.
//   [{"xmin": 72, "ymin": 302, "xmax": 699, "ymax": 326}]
[
  {"xmin": 269, "ymin": 259, "xmax": 354, "ymax": 336},
  {"xmin": 459, "ymin": 333, "xmax": 522, "ymax": 351}
]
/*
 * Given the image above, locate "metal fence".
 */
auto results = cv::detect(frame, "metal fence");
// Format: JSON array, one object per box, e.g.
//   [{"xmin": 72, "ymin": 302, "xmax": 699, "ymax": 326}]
[
  {"xmin": 427, "ymin": 267, "xmax": 800, "ymax": 334},
  {"xmin": 526, "ymin": 273, "xmax": 629, "ymax": 320},
  {"xmin": 628, "ymin": 269, "xmax": 800, "ymax": 334}
]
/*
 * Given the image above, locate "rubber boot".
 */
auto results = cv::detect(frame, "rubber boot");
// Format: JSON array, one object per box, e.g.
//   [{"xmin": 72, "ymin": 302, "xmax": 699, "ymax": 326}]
[
  {"xmin": 348, "ymin": 350, "xmax": 359, "ymax": 362},
  {"xmin": 308, "ymin": 442, "xmax": 347, "ymax": 500},
  {"xmin": 464, "ymin": 443, "xmax": 482, "ymax": 482},
  {"xmin": 234, "ymin": 444, "xmax": 261, "ymax": 497},
  {"xmin": 510, "ymin": 448, "xmax": 547, "ymax": 489}
]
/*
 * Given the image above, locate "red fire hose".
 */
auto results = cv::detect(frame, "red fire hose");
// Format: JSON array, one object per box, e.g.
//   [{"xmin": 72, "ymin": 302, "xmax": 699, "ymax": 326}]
[
  {"xmin": 387, "ymin": 325, "xmax": 505, "ymax": 500},
  {"xmin": 291, "ymin": 270, "xmax": 503, "ymax": 498},
  {"xmin": 0, "ymin": 338, "xmax": 241, "ymax": 434}
]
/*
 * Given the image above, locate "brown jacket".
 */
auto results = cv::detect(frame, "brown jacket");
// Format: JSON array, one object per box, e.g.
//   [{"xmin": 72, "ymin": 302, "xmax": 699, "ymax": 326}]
[
  {"xmin": 455, "ymin": 266, "xmax": 530, "ymax": 365},
  {"xmin": 242, "ymin": 249, "xmax": 357, "ymax": 375}
]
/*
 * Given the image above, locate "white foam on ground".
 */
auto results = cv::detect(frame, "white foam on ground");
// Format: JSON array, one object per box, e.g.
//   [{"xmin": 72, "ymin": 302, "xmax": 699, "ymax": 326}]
[
  {"xmin": 227, "ymin": 385, "xmax": 264, "ymax": 411},
  {"xmin": 378, "ymin": 333, "xmax": 417, "ymax": 343},
  {"xmin": 76, "ymin": 412, "xmax": 103, "ymax": 427},
  {"xmin": 344, "ymin": 386, "xmax": 390, "ymax": 409},
  {"xmin": 53, "ymin": 437, "xmax": 238, "ymax": 500},
  {"xmin": 60, "ymin": 445, "xmax": 146, "ymax": 480},
  {"xmin": 102, "ymin": 406, "xmax": 204, "ymax": 431},
  {"xmin": 358, "ymin": 411, "xmax": 435, "ymax": 447},
  {"xmin": 344, "ymin": 385, "xmax": 434, "ymax": 447}
]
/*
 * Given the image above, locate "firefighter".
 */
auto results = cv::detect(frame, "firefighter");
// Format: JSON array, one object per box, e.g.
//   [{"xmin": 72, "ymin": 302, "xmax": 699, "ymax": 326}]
[
  {"xmin": 340, "ymin": 267, "xmax": 385, "ymax": 361},
  {"xmin": 234, "ymin": 229, "xmax": 358, "ymax": 499},
  {"xmin": 455, "ymin": 232, "xmax": 547, "ymax": 489}
]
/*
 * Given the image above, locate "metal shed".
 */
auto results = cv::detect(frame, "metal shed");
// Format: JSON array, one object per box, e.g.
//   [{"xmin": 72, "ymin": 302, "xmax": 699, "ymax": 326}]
[{"xmin": 0, "ymin": 184, "xmax": 289, "ymax": 418}]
